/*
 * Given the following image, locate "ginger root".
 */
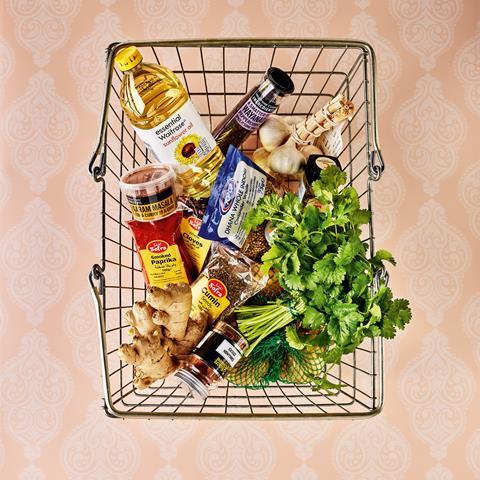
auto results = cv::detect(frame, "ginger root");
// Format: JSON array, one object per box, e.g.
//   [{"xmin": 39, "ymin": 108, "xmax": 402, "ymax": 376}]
[
  {"xmin": 164, "ymin": 311, "xmax": 209, "ymax": 357},
  {"xmin": 123, "ymin": 301, "xmax": 160, "ymax": 337},
  {"xmin": 118, "ymin": 336, "xmax": 177, "ymax": 389},
  {"xmin": 119, "ymin": 283, "xmax": 208, "ymax": 390},
  {"xmin": 147, "ymin": 283, "xmax": 192, "ymax": 341}
]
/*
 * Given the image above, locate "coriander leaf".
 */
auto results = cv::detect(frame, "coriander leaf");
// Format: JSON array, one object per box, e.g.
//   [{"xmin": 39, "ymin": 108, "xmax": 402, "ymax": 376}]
[
  {"xmin": 335, "ymin": 237, "xmax": 364, "ymax": 266},
  {"xmin": 288, "ymin": 251, "xmax": 301, "ymax": 274},
  {"xmin": 381, "ymin": 298, "xmax": 411, "ymax": 339},
  {"xmin": 303, "ymin": 271, "xmax": 320, "ymax": 290},
  {"xmin": 381, "ymin": 317, "xmax": 396, "ymax": 339},
  {"xmin": 243, "ymin": 194, "xmax": 283, "ymax": 231},
  {"xmin": 314, "ymin": 255, "xmax": 346, "ymax": 285},
  {"xmin": 373, "ymin": 249, "xmax": 397, "ymax": 266},
  {"xmin": 349, "ymin": 208, "xmax": 371, "ymax": 225},
  {"xmin": 373, "ymin": 284, "xmax": 393, "ymax": 312},
  {"xmin": 336, "ymin": 186, "xmax": 360, "ymax": 215},
  {"xmin": 322, "ymin": 346, "xmax": 343, "ymax": 364},
  {"xmin": 281, "ymin": 192, "xmax": 303, "ymax": 218},
  {"xmin": 367, "ymin": 325, "xmax": 381, "ymax": 337},
  {"xmin": 302, "ymin": 306, "xmax": 325, "ymax": 330},
  {"xmin": 293, "ymin": 224, "xmax": 309, "ymax": 241},
  {"xmin": 315, "ymin": 165, "xmax": 347, "ymax": 191},
  {"xmin": 311, "ymin": 187, "xmax": 333, "ymax": 206},
  {"xmin": 327, "ymin": 316, "xmax": 350, "ymax": 345},
  {"xmin": 352, "ymin": 273, "xmax": 370, "ymax": 297},
  {"xmin": 283, "ymin": 273, "xmax": 304, "ymax": 291},
  {"xmin": 285, "ymin": 325, "xmax": 305, "ymax": 350},
  {"xmin": 311, "ymin": 374, "xmax": 344, "ymax": 393},
  {"xmin": 311, "ymin": 241, "xmax": 329, "ymax": 257},
  {"xmin": 302, "ymin": 205, "xmax": 323, "ymax": 231},
  {"xmin": 386, "ymin": 298, "xmax": 411, "ymax": 330},
  {"xmin": 369, "ymin": 303, "xmax": 382, "ymax": 321},
  {"xmin": 312, "ymin": 288, "xmax": 327, "ymax": 309}
]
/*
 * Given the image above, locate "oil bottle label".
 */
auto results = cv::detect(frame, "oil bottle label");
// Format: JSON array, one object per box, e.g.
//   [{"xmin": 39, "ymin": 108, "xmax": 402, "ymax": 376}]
[
  {"xmin": 133, "ymin": 99, "xmax": 215, "ymax": 166},
  {"xmin": 139, "ymin": 240, "xmax": 189, "ymax": 287}
]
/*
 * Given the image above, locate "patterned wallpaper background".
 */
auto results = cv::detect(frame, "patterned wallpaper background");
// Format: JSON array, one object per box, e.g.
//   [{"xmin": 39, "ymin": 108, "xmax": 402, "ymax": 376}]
[{"xmin": 0, "ymin": 0, "xmax": 479, "ymax": 478}]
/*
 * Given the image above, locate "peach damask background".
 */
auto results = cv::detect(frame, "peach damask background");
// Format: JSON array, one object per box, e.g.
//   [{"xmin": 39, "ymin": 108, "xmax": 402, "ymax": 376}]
[{"xmin": 0, "ymin": 0, "xmax": 479, "ymax": 478}]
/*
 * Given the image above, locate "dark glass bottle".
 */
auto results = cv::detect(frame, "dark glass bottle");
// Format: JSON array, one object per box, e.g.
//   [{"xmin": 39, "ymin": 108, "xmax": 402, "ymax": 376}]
[
  {"xmin": 174, "ymin": 321, "xmax": 248, "ymax": 400},
  {"xmin": 213, "ymin": 67, "xmax": 294, "ymax": 155}
]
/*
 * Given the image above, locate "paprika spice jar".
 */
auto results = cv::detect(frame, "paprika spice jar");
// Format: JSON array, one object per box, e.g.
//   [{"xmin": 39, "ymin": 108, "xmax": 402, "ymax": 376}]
[
  {"xmin": 120, "ymin": 164, "xmax": 177, "ymax": 221},
  {"xmin": 174, "ymin": 321, "xmax": 248, "ymax": 400}
]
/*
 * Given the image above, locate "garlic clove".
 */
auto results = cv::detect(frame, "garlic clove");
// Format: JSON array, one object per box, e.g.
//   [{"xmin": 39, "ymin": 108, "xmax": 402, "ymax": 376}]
[
  {"xmin": 283, "ymin": 115, "xmax": 305, "ymax": 126},
  {"xmin": 267, "ymin": 137, "xmax": 307, "ymax": 175},
  {"xmin": 300, "ymin": 144, "xmax": 324, "ymax": 158},
  {"xmin": 258, "ymin": 115, "xmax": 291, "ymax": 152},
  {"xmin": 252, "ymin": 147, "xmax": 270, "ymax": 171}
]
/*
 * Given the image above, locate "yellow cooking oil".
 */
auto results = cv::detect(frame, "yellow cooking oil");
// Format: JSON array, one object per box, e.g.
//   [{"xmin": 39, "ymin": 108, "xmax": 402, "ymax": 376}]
[{"xmin": 115, "ymin": 46, "xmax": 224, "ymax": 198}]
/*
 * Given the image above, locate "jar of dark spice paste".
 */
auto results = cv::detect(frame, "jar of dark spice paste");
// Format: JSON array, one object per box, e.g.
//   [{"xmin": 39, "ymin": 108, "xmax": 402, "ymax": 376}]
[
  {"xmin": 120, "ymin": 164, "xmax": 176, "ymax": 221},
  {"xmin": 174, "ymin": 321, "xmax": 248, "ymax": 400}
]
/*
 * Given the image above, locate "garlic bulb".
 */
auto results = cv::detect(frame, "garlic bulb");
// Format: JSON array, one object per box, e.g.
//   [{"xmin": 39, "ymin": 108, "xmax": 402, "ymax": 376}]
[
  {"xmin": 267, "ymin": 138, "xmax": 306, "ymax": 175},
  {"xmin": 258, "ymin": 115, "xmax": 291, "ymax": 152}
]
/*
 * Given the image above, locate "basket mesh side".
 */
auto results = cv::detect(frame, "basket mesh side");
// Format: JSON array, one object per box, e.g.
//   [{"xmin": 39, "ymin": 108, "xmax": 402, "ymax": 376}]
[{"xmin": 97, "ymin": 41, "xmax": 382, "ymax": 418}]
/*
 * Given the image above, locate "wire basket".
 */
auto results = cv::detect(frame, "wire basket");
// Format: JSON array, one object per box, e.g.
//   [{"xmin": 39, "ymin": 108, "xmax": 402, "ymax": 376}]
[{"xmin": 89, "ymin": 39, "xmax": 386, "ymax": 419}]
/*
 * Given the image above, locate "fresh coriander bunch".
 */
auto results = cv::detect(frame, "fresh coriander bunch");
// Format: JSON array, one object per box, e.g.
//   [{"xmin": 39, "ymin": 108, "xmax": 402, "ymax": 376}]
[{"xmin": 236, "ymin": 166, "xmax": 411, "ymax": 369}]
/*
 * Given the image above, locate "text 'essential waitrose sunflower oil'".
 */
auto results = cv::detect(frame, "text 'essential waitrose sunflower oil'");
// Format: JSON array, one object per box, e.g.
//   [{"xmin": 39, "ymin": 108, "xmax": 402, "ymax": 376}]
[{"xmin": 115, "ymin": 46, "xmax": 224, "ymax": 198}]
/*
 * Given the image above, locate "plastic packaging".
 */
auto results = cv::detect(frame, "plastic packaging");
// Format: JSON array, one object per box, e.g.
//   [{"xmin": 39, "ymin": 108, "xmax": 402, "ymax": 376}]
[
  {"xmin": 126, "ymin": 211, "xmax": 193, "ymax": 288},
  {"xmin": 198, "ymin": 145, "xmax": 268, "ymax": 250},
  {"xmin": 190, "ymin": 243, "xmax": 267, "ymax": 322},
  {"xmin": 178, "ymin": 199, "xmax": 212, "ymax": 276}
]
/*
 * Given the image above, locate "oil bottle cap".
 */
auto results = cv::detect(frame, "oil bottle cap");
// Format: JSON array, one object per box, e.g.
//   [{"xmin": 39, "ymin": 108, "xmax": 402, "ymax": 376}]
[
  {"xmin": 266, "ymin": 67, "xmax": 294, "ymax": 95},
  {"xmin": 115, "ymin": 46, "xmax": 143, "ymax": 71}
]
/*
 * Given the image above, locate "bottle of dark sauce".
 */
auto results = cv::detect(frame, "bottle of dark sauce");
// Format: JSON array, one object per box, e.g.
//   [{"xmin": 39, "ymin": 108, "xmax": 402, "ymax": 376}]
[{"xmin": 213, "ymin": 67, "xmax": 295, "ymax": 155}]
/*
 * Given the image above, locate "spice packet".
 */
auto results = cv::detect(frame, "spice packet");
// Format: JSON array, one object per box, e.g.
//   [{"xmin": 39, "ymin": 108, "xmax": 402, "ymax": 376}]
[
  {"xmin": 178, "ymin": 197, "xmax": 212, "ymax": 275},
  {"xmin": 126, "ymin": 211, "xmax": 194, "ymax": 288},
  {"xmin": 190, "ymin": 243, "xmax": 267, "ymax": 322},
  {"xmin": 198, "ymin": 145, "xmax": 267, "ymax": 250}
]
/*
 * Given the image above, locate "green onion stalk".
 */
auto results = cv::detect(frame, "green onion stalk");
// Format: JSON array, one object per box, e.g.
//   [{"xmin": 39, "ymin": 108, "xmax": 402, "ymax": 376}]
[{"xmin": 236, "ymin": 295, "xmax": 306, "ymax": 355}]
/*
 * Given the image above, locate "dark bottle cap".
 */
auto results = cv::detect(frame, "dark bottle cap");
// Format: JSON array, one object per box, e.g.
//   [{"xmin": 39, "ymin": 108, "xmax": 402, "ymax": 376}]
[{"xmin": 266, "ymin": 67, "xmax": 295, "ymax": 95}]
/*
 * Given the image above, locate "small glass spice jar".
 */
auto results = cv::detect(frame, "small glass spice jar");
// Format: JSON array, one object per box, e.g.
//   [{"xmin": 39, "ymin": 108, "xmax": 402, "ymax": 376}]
[
  {"xmin": 174, "ymin": 321, "xmax": 248, "ymax": 400},
  {"xmin": 120, "ymin": 164, "xmax": 176, "ymax": 221}
]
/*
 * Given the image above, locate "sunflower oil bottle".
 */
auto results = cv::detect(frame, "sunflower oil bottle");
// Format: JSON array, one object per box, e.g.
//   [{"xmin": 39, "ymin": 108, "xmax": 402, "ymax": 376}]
[{"xmin": 115, "ymin": 46, "xmax": 224, "ymax": 198}]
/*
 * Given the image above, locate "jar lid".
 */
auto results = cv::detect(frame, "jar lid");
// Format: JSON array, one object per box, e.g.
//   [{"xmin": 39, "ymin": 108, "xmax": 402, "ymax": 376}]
[
  {"xmin": 119, "ymin": 164, "xmax": 176, "ymax": 196},
  {"xmin": 174, "ymin": 368, "xmax": 209, "ymax": 401},
  {"xmin": 266, "ymin": 67, "xmax": 294, "ymax": 96}
]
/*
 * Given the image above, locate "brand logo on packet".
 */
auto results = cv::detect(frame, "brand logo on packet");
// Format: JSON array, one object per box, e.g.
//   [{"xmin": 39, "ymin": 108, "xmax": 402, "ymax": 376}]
[
  {"xmin": 208, "ymin": 279, "xmax": 227, "ymax": 298},
  {"xmin": 147, "ymin": 240, "xmax": 169, "ymax": 253},
  {"xmin": 220, "ymin": 178, "xmax": 236, "ymax": 214},
  {"xmin": 188, "ymin": 216, "xmax": 202, "ymax": 231}
]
